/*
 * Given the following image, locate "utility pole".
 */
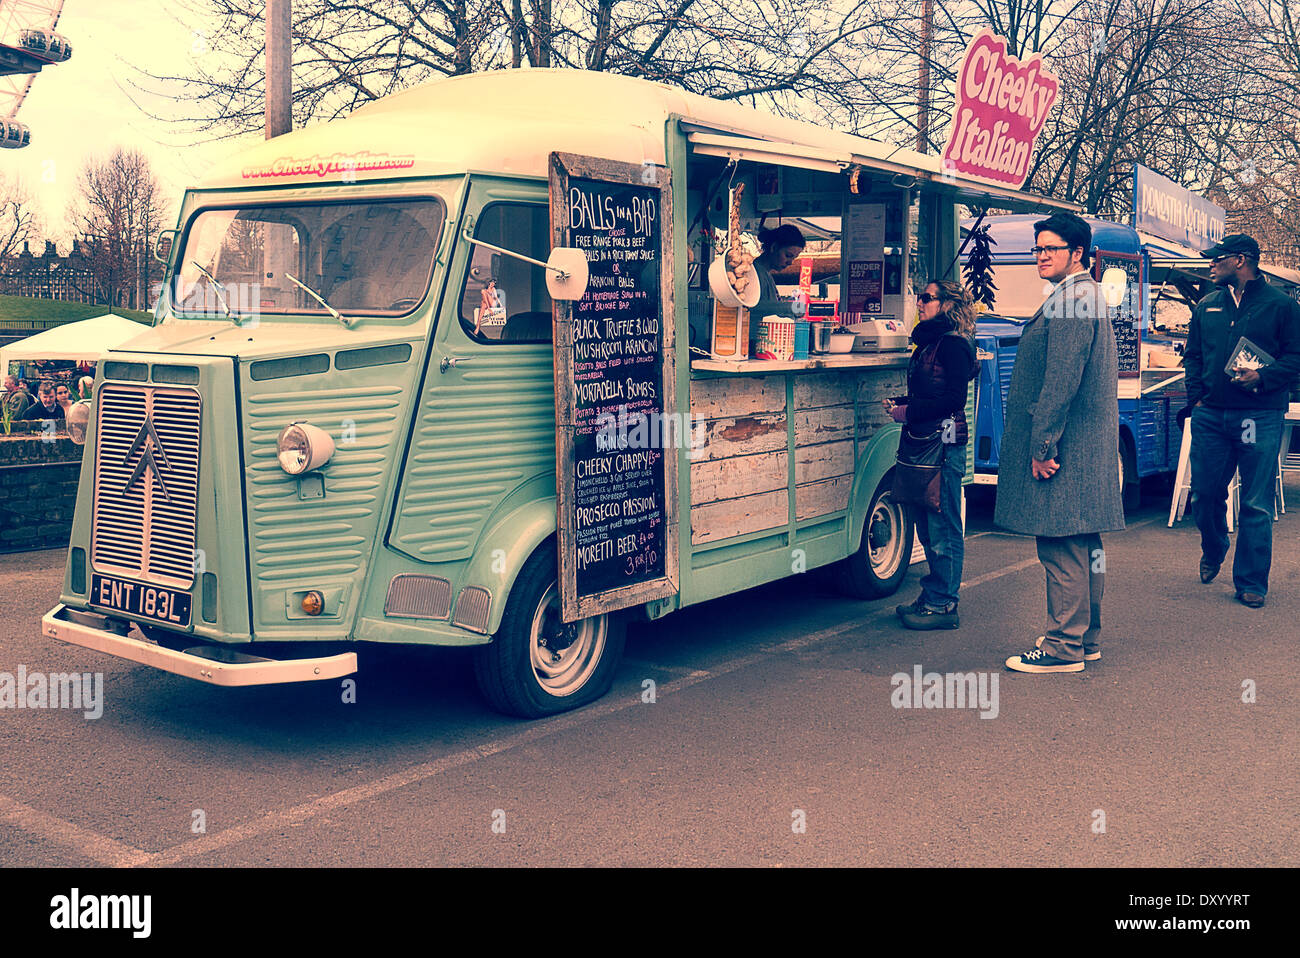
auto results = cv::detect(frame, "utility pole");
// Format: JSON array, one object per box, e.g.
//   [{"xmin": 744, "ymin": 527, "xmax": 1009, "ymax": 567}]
[
  {"xmin": 916, "ymin": 0, "xmax": 933, "ymax": 154},
  {"xmin": 266, "ymin": 0, "xmax": 291, "ymax": 139}
]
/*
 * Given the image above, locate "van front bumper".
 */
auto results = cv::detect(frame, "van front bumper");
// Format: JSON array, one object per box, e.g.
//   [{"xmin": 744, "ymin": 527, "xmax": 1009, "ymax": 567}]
[{"xmin": 42, "ymin": 604, "xmax": 358, "ymax": 687}]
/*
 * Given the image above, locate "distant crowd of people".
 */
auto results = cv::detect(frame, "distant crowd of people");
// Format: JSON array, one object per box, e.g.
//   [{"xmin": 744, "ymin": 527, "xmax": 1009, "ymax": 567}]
[{"xmin": 2, "ymin": 374, "xmax": 93, "ymax": 423}]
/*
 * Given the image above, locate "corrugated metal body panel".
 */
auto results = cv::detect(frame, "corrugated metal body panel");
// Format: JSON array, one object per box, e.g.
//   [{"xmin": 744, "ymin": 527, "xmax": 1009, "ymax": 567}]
[
  {"xmin": 244, "ymin": 384, "xmax": 404, "ymax": 584},
  {"xmin": 391, "ymin": 352, "xmax": 556, "ymax": 561},
  {"xmin": 997, "ymin": 341, "xmax": 1018, "ymax": 411}
]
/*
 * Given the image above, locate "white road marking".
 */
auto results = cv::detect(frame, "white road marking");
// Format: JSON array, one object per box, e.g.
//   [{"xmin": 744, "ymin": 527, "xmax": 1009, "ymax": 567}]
[{"xmin": 0, "ymin": 794, "xmax": 152, "ymax": 867}]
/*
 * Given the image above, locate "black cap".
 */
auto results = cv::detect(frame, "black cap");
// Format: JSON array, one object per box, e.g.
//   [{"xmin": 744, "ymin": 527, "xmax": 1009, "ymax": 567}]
[{"xmin": 1201, "ymin": 233, "xmax": 1260, "ymax": 259}]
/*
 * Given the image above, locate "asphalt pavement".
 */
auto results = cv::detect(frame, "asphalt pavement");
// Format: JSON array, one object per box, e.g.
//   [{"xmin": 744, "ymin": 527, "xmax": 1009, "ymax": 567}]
[{"xmin": 1, "ymin": 478, "xmax": 1297, "ymax": 867}]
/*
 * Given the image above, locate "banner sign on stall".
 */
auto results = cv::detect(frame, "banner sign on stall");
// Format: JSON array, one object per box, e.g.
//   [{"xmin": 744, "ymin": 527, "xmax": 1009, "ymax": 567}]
[
  {"xmin": 1132, "ymin": 164, "xmax": 1226, "ymax": 251},
  {"xmin": 549, "ymin": 152, "xmax": 679, "ymax": 623},
  {"xmin": 1093, "ymin": 249, "xmax": 1143, "ymax": 377},
  {"xmin": 941, "ymin": 29, "xmax": 1060, "ymax": 189}
]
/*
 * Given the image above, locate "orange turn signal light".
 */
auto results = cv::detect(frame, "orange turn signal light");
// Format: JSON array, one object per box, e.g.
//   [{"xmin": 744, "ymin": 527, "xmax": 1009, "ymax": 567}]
[{"xmin": 301, "ymin": 590, "xmax": 325, "ymax": 616}]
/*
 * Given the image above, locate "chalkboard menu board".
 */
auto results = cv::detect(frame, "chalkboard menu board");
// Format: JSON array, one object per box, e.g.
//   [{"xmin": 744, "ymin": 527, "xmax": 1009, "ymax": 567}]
[
  {"xmin": 550, "ymin": 153, "xmax": 679, "ymax": 622},
  {"xmin": 1094, "ymin": 250, "xmax": 1142, "ymax": 376}
]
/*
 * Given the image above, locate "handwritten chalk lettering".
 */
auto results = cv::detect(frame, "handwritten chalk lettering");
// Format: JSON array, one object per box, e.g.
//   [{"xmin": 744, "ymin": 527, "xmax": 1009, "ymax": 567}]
[{"xmin": 566, "ymin": 175, "xmax": 667, "ymax": 598}]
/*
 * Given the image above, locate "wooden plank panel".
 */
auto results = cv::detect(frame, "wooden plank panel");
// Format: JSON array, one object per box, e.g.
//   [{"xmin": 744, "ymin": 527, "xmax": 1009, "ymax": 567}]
[
  {"xmin": 795, "ymin": 440, "xmax": 854, "ymax": 485},
  {"xmin": 691, "ymin": 413, "xmax": 787, "ymax": 463},
  {"xmin": 690, "ymin": 375, "xmax": 786, "ymax": 419},
  {"xmin": 691, "ymin": 489, "xmax": 789, "ymax": 544},
  {"xmin": 690, "ymin": 450, "xmax": 788, "ymax": 505},
  {"xmin": 856, "ymin": 371, "xmax": 907, "ymax": 442},
  {"xmin": 795, "ymin": 371, "xmax": 859, "ymax": 409},
  {"xmin": 796, "ymin": 475, "xmax": 853, "ymax": 520},
  {"xmin": 794, "ymin": 405, "xmax": 854, "ymax": 446}
]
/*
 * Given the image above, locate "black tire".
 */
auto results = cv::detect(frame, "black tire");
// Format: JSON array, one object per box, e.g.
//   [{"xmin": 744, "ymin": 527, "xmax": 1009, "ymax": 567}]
[
  {"xmin": 473, "ymin": 546, "xmax": 626, "ymax": 718},
  {"xmin": 838, "ymin": 473, "xmax": 914, "ymax": 599},
  {"xmin": 1120, "ymin": 436, "xmax": 1140, "ymax": 511}
]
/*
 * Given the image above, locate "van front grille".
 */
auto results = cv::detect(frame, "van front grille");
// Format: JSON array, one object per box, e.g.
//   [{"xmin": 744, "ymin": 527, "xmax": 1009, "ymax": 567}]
[{"xmin": 91, "ymin": 384, "xmax": 202, "ymax": 587}]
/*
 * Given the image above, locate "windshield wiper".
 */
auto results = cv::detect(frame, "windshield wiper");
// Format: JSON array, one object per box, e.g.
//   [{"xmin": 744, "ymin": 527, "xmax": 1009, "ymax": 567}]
[
  {"xmin": 190, "ymin": 261, "xmax": 232, "ymax": 318},
  {"xmin": 285, "ymin": 272, "xmax": 353, "ymax": 328}
]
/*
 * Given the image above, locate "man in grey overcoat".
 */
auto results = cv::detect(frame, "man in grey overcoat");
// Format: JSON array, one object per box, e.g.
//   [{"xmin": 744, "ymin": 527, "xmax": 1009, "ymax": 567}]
[{"xmin": 996, "ymin": 212, "xmax": 1125, "ymax": 673}]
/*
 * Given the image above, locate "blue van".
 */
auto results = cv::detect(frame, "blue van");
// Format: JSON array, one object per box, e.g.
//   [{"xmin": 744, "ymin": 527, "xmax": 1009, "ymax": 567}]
[{"xmin": 964, "ymin": 215, "xmax": 1188, "ymax": 508}]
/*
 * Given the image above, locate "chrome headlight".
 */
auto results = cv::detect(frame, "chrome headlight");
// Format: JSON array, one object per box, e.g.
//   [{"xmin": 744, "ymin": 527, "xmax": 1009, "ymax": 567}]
[
  {"xmin": 276, "ymin": 422, "xmax": 336, "ymax": 475},
  {"xmin": 66, "ymin": 400, "xmax": 91, "ymax": 446}
]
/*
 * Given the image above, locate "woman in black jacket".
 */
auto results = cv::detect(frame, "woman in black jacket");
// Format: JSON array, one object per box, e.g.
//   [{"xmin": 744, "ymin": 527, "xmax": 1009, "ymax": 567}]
[{"xmin": 887, "ymin": 280, "xmax": 977, "ymax": 630}]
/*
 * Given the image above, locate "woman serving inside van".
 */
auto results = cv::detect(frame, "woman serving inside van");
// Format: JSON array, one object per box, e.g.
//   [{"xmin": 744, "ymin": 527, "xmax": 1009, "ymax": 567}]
[{"xmin": 751, "ymin": 224, "xmax": 806, "ymax": 319}]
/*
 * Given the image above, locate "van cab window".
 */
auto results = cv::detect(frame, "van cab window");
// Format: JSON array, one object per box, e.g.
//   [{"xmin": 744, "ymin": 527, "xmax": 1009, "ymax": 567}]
[
  {"xmin": 460, "ymin": 203, "xmax": 553, "ymax": 343},
  {"xmin": 174, "ymin": 199, "xmax": 444, "ymax": 318}
]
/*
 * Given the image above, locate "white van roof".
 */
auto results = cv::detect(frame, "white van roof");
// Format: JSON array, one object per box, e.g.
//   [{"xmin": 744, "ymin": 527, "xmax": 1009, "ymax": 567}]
[{"xmin": 202, "ymin": 69, "xmax": 1077, "ymax": 212}]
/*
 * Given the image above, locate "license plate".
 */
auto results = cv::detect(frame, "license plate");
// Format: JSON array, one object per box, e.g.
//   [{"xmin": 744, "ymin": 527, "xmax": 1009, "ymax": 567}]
[{"xmin": 91, "ymin": 574, "xmax": 192, "ymax": 628}]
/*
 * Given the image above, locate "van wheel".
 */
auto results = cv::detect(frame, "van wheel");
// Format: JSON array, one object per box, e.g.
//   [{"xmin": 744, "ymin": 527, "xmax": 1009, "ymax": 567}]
[
  {"xmin": 838, "ymin": 473, "xmax": 914, "ymax": 599},
  {"xmin": 473, "ymin": 547, "xmax": 626, "ymax": 718},
  {"xmin": 1120, "ymin": 437, "xmax": 1140, "ymax": 511}
]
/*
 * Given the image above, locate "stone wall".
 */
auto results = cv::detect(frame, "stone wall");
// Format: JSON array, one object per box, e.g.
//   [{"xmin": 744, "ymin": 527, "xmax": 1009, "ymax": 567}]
[{"xmin": 0, "ymin": 428, "xmax": 83, "ymax": 553}]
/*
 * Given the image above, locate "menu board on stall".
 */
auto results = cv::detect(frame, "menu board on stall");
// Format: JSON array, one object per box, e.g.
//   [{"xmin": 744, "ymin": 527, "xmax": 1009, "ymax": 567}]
[
  {"xmin": 549, "ymin": 152, "xmax": 679, "ymax": 622},
  {"xmin": 1093, "ymin": 250, "xmax": 1142, "ymax": 377}
]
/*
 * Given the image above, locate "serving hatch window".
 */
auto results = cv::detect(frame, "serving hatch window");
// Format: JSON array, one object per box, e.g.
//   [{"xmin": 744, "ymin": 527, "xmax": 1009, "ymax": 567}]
[{"xmin": 173, "ymin": 198, "xmax": 445, "ymax": 318}]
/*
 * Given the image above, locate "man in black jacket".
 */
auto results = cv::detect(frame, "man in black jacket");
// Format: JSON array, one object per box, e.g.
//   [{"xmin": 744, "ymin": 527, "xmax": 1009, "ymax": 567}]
[
  {"xmin": 1184, "ymin": 233, "xmax": 1300, "ymax": 608},
  {"xmin": 21, "ymin": 380, "xmax": 65, "ymax": 423}
]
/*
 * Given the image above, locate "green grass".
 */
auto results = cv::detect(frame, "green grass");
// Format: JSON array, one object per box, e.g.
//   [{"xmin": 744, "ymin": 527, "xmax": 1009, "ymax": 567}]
[{"xmin": 0, "ymin": 295, "xmax": 153, "ymax": 327}]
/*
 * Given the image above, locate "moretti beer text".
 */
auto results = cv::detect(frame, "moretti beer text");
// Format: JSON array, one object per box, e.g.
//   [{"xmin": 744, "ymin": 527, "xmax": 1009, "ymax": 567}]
[{"xmin": 567, "ymin": 178, "xmax": 666, "ymax": 594}]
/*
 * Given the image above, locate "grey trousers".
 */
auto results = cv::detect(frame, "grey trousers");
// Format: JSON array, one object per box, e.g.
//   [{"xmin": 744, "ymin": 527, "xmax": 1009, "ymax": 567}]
[{"xmin": 1035, "ymin": 533, "xmax": 1104, "ymax": 662}]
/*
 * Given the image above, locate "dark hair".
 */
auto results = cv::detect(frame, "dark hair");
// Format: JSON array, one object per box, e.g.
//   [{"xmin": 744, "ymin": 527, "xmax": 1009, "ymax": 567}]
[
  {"xmin": 1033, "ymin": 212, "xmax": 1092, "ymax": 268},
  {"xmin": 758, "ymin": 224, "xmax": 806, "ymax": 251},
  {"xmin": 38, "ymin": 379, "xmax": 55, "ymax": 393}
]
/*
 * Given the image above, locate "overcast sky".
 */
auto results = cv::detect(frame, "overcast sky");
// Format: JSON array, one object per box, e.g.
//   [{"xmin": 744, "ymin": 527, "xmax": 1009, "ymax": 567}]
[{"xmin": 4, "ymin": 0, "xmax": 259, "ymax": 246}]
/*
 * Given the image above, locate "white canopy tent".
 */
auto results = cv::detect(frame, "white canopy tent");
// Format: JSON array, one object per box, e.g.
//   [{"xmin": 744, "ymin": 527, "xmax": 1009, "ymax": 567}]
[{"xmin": 1, "ymin": 314, "xmax": 149, "ymax": 374}]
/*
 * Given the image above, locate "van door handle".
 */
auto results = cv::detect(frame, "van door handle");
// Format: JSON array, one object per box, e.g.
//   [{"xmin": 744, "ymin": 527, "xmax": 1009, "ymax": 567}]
[{"xmin": 440, "ymin": 356, "xmax": 474, "ymax": 373}]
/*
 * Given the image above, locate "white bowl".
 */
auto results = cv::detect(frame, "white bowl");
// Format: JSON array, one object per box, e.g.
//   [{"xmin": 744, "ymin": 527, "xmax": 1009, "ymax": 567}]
[
  {"xmin": 708, "ymin": 258, "xmax": 760, "ymax": 308},
  {"xmin": 828, "ymin": 333, "xmax": 855, "ymax": 353}
]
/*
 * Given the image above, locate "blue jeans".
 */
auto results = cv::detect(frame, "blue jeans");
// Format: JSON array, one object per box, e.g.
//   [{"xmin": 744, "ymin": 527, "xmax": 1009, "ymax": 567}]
[
  {"xmin": 1190, "ymin": 404, "xmax": 1283, "ymax": 596},
  {"xmin": 915, "ymin": 442, "xmax": 966, "ymax": 610}
]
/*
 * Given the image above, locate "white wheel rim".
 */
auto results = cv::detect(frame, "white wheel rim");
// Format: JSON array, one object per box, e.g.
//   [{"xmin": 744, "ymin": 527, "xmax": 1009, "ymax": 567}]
[
  {"xmin": 529, "ymin": 582, "xmax": 608, "ymax": 697},
  {"xmin": 868, "ymin": 493, "xmax": 906, "ymax": 580}
]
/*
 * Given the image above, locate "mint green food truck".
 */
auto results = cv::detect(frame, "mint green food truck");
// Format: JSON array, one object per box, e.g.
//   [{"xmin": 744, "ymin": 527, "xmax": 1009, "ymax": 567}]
[{"xmin": 44, "ymin": 70, "xmax": 1075, "ymax": 717}]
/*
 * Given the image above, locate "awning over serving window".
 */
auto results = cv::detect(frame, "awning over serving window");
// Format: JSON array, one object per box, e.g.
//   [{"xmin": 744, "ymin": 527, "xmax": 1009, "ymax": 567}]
[{"xmin": 684, "ymin": 128, "xmax": 1082, "ymax": 215}]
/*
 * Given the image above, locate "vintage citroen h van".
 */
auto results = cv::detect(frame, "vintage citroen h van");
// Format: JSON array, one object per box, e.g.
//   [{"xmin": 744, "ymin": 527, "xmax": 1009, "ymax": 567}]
[{"xmin": 44, "ymin": 70, "xmax": 1073, "ymax": 717}]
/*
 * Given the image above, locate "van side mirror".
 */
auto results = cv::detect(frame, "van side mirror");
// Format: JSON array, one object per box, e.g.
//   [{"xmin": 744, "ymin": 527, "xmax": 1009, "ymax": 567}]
[
  {"xmin": 154, "ymin": 229, "xmax": 179, "ymax": 265},
  {"xmin": 545, "ymin": 247, "xmax": 589, "ymax": 301}
]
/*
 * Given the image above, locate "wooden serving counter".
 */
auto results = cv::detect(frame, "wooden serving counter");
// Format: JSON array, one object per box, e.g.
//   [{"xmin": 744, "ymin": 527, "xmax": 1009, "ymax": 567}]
[
  {"xmin": 685, "ymin": 353, "xmax": 911, "ymax": 547},
  {"xmin": 690, "ymin": 352, "xmax": 910, "ymax": 376}
]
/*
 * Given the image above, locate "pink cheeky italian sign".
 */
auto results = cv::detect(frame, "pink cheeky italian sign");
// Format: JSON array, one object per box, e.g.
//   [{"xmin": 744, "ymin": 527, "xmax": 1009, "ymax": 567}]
[{"xmin": 941, "ymin": 30, "xmax": 1060, "ymax": 189}]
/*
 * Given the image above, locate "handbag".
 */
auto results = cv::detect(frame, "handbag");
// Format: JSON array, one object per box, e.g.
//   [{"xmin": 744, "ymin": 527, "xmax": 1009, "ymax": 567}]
[{"xmin": 892, "ymin": 424, "xmax": 945, "ymax": 513}]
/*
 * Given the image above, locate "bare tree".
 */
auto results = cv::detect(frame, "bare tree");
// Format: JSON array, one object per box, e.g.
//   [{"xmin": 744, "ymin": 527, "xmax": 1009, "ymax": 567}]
[
  {"xmin": 67, "ymin": 149, "xmax": 171, "ymax": 309},
  {"xmin": 142, "ymin": 0, "xmax": 898, "ymax": 136},
  {"xmin": 0, "ymin": 173, "xmax": 39, "ymax": 263}
]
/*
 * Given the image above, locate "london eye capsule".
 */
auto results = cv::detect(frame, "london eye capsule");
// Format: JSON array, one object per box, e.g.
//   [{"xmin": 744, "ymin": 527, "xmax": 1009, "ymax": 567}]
[
  {"xmin": 0, "ymin": 120, "xmax": 31, "ymax": 149},
  {"xmin": 17, "ymin": 28, "xmax": 72, "ymax": 62}
]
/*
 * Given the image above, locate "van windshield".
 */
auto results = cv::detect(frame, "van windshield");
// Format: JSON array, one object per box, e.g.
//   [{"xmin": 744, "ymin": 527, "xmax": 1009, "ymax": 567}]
[
  {"xmin": 173, "ymin": 198, "xmax": 444, "ymax": 318},
  {"xmin": 985, "ymin": 264, "xmax": 1055, "ymax": 319}
]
